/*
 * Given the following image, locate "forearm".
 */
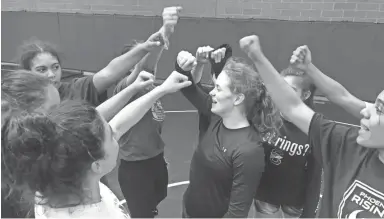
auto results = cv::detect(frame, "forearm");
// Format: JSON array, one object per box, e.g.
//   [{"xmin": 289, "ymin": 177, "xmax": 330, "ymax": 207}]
[
  {"xmin": 124, "ymin": 42, "xmax": 164, "ymax": 86},
  {"xmin": 138, "ymin": 42, "xmax": 164, "ymax": 77},
  {"xmin": 175, "ymin": 63, "xmax": 212, "ymax": 116},
  {"xmin": 109, "ymin": 86, "xmax": 166, "ymax": 140},
  {"xmin": 93, "ymin": 44, "xmax": 149, "ymax": 92},
  {"xmin": 96, "ymin": 84, "xmax": 140, "ymax": 122},
  {"xmin": 306, "ymin": 63, "xmax": 366, "ymax": 118},
  {"xmin": 191, "ymin": 62, "xmax": 205, "ymax": 83}
]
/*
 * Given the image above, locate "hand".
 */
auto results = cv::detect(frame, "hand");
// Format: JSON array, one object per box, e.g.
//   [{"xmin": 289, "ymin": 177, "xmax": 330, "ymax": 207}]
[
  {"xmin": 210, "ymin": 47, "xmax": 226, "ymax": 63},
  {"xmin": 290, "ymin": 45, "xmax": 312, "ymax": 71},
  {"xmin": 177, "ymin": 51, "xmax": 197, "ymax": 71},
  {"xmin": 144, "ymin": 31, "xmax": 163, "ymax": 51},
  {"xmin": 162, "ymin": 6, "xmax": 182, "ymax": 50},
  {"xmin": 159, "ymin": 71, "xmax": 192, "ymax": 94},
  {"xmin": 132, "ymin": 71, "xmax": 155, "ymax": 90},
  {"xmin": 196, "ymin": 46, "xmax": 214, "ymax": 64},
  {"xmin": 239, "ymin": 35, "xmax": 263, "ymax": 60}
]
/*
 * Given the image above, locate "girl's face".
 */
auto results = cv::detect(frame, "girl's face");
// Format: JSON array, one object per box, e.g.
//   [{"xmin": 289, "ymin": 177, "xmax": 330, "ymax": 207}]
[
  {"xmin": 209, "ymin": 72, "xmax": 243, "ymax": 117},
  {"xmin": 91, "ymin": 116, "xmax": 119, "ymax": 177},
  {"xmin": 30, "ymin": 52, "xmax": 62, "ymax": 87},
  {"xmin": 283, "ymin": 75, "xmax": 310, "ymax": 101},
  {"xmin": 357, "ymin": 90, "xmax": 384, "ymax": 148}
]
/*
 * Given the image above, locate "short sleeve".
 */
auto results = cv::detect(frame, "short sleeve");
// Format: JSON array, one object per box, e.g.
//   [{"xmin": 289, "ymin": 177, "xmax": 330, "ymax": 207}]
[
  {"xmin": 308, "ymin": 113, "xmax": 361, "ymax": 167},
  {"xmin": 59, "ymin": 75, "xmax": 107, "ymax": 106}
]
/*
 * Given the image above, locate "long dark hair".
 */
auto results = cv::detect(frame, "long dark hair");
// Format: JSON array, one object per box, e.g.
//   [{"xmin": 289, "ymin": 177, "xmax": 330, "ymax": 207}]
[{"xmin": 2, "ymin": 101, "xmax": 106, "ymax": 208}]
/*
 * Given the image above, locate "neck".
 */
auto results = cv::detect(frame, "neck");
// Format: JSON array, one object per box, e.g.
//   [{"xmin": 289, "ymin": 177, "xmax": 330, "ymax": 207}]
[
  {"xmin": 379, "ymin": 149, "xmax": 384, "ymax": 164},
  {"xmin": 222, "ymin": 110, "xmax": 250, "ymax": 129},
  {"xmin": 48, "ymin": 176, "xmax": 101, "ymax": 208}
]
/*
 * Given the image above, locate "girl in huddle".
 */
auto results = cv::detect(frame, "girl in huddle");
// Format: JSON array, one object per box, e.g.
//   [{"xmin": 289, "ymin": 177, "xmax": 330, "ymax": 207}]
[
  {"xmin": 240, "ymin": 35, "xmax": 384, "ymax": 219},
  {"xmin": 176, "ymin": 51, "xmax": 282, "ymax": 218},
  {"xmin": 2, "ymin": 70, "xmax": 191, "ymax": 218}
]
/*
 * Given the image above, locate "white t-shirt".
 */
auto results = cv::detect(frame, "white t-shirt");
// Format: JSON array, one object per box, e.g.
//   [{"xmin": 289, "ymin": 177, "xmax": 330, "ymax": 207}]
[{"xmin": 35, "ymin": 182, "xmax": 129, "ymax": 219}]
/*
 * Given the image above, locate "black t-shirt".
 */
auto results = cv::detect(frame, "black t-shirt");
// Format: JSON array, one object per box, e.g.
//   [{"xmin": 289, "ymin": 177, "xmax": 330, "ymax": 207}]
[
  {"xmin": 58, "ymin": 75, "xmax": 107, "ymax": 106},
  {"xmin": 179, "ymin": 69, "xmax": 265, "ymax": 218},
  {"xmin": 309, "ymin": 113, "xmax": 384, "ymax": 218},
  {"xmin": 184, "ymin": 117, "xmax": 265, "ymax": 218},
  {"xmin": 256, "ymin": 118, "xmax": 321, "ymax": 208}
]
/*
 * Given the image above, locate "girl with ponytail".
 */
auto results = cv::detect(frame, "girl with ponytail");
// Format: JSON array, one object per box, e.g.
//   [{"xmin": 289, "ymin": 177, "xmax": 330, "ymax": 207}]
[
  {"xmin": 254, "ymin": 66, "xmax": 322, "ymax": 219},
  {"xmin": 175, "ymin": 53, "xmax": 282, "ymax": 218}
]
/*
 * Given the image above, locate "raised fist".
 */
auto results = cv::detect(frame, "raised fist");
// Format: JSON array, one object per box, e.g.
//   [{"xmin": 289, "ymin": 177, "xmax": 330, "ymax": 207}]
[
  {"xmin": 290, "ymin": 45, "xmax": 312, "ymax": 71},
  {"xmin": 239, "ymin": 35, "xmax": 262, "ymax": 60},
  {"xmin": 196, "ymin": 46, "xmax": 214, "ymax": 64},
  {"xmin": 210, "ymin": 47, "xmax": 226, "ymax": 63},
  {"xmin": 159, "ymin": 71, "xmax": 192, "ymax": 94},
  {"xmin": 177, "ymin": 51, "xmax": 197, "ymax": 72},
  {"xmin": 132, "ymin": 71, "xmax": 155, "ymax": 90},
  {"xmin": 162, "ymin": 6, "xmax": 182, "ymax": 50}
]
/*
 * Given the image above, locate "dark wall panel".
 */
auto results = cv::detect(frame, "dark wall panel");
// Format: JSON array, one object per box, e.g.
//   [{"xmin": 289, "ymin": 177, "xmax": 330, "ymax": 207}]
[{"xmin": 2, "ymin": 11, "xmax": 384, "ymax": 124}]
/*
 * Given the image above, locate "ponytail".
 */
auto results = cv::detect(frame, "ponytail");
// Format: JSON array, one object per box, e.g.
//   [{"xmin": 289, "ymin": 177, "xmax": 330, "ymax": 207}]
[
  {"xmin": 249, "ymin": 84, "xmax": 282, "ymax": 139},
  {"xmin": 2, "ymin": 112, "xmax": 57, "ymax": 208}
]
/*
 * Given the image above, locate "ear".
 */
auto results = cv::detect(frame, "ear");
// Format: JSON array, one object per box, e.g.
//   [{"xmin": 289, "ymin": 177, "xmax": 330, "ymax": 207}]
[
  {"xmin": 234, "ymin": 93, "xmax": 245, "ymax": 106},
  {"xmin": 91, "ymin": 161, "xmax": 103, "ymax": 174},
  {"xmin": 303, "ymin": 90, "xmax": 311, "ymax": 101}
]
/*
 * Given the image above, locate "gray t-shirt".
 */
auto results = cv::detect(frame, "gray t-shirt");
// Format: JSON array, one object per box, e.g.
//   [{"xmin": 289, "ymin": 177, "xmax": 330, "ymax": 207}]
[{"xmin": 113, "ymin": 77, "xmax": 165, "ymax": 161}]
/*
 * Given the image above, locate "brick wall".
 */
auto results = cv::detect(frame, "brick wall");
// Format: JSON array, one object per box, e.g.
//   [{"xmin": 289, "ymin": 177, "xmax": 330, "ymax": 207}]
[{"xmin": 2, "ymin": 0, "xmax": 384, "ymax": 23}]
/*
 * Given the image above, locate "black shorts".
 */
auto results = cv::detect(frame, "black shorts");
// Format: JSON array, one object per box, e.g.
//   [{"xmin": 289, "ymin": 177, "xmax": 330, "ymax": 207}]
[{"xmin": 118, "ymin": 153, "xmax": 168, "ymax": 218}]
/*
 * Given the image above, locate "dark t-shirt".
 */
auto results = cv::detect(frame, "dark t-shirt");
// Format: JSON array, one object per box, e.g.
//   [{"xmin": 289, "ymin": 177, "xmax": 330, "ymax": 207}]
[
  {"xmin": 256, "ymin": 118, "xmax": 321, "ymax": 209},
  {"xmin": 179, "ymin": 68, "xmax": 265, "ymax": 218},
  {"xmin": 58, "ymin": 75, "xmax": 107, "ymax": 106},
  {"xmin": 309, "ymin": 113, "xmax": 384, "ymax": 218},
  {"xmin": 113, "ymin": 77, "xmax": 165, "ymax": 161}
]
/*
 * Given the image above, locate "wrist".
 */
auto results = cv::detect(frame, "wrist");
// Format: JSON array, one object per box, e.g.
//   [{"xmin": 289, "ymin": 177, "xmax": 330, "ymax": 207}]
[
  {"xmin": 196, "ymin": 61, "xmax": 207, "ymax": 66},
  {"xmin": 249, "ymin": 50, "xmax": 266, "ymax": 63},
  {"xmin": 306, "ymin": 63, "xmax": 316, "ymax": 73},
  {"xmin": 154, "ymin": 85, "xmax": 168, "ymax": 96}
]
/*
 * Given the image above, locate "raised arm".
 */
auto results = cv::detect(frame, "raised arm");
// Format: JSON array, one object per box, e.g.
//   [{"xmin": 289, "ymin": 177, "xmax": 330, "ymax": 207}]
[
  {"xmin": 109, "ymin": 71, "xmax": 191, "ymax": 141},
  {"xmin": 92, "ymin": 7, "xmax": 182, "ymax": 93},
  {"xmin": 192, "ymin": 46, "xmax": 213, "ymax": 83},
  {"xmin": 176, "ymin": 51, "xmax": 213, "ymax": 116},
  {"xmin": 240, "ymin": 35, "xmax": 314, "ymax": 135},
  {"xmin": 290, "ymin": 46, "xmax": 372, "ymax": 119},
  {"xmin": 96, "ymin": 71, "xmax": 155, "ymax": 122}
]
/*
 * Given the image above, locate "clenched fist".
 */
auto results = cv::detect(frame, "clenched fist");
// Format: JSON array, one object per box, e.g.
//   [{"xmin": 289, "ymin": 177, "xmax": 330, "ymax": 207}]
[
  {"xmin": 159, "ymin": 71, "xmax": 192, "ymax": 94},
  {"xmin": 239, "ymin": 35, "xmax": 263, "ymax": 60},
  {"xmin": 290, "ymin": 45, "xmax": 312, "ymax": 71},
  {"xmin": 177, "ymin": 51, "xmax": 197, "ymax": 72},
  {"xmin": 162, "ymin": 6, "xmax": 182, "ymax": 50}
]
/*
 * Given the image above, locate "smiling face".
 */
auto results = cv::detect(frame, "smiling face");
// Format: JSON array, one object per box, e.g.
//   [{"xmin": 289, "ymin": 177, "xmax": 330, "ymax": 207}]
[
  {"xmin": 357, "ymin": 90, "xmax": 384, "ymax": 148},
  {"xmin": 209, "ymin": 71, "xmax": 241, "ymax": 117}
]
